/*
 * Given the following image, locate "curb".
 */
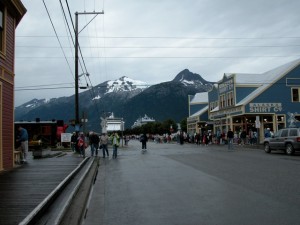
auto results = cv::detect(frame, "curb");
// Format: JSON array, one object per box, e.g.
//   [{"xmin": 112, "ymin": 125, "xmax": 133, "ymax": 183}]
[{"xmin": 19, "ymin": 157, "xmax": 90, "ymax": 225}]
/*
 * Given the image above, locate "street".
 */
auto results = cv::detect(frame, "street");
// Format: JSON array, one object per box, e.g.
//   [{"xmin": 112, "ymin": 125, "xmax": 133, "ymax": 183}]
[{"xmin": 83, "ymin": 141, "xmax": 300, "ymax": 225}]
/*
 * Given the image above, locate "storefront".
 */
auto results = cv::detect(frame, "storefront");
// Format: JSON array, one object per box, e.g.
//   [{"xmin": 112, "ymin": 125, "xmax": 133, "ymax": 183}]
[{"xmin": 207, "ymin": 58, "xmax": 300, "ymax": 143}]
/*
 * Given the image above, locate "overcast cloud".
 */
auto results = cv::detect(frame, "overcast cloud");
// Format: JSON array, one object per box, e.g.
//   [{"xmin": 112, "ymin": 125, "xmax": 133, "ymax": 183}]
[{"xmin": 14, "ymin": 0, "xmax": 300, "ymax": 106}]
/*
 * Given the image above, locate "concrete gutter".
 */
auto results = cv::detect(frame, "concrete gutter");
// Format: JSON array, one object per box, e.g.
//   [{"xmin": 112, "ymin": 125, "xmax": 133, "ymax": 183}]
[{"xmin": 18, "ymin": 157, "xmax": 90, "ymax": 225}]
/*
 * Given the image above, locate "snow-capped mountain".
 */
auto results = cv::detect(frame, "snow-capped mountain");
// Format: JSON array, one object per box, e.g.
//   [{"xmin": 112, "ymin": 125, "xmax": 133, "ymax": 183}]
[
  {"xmin": 172, "ymin": 69, "xmax": 214, "ymax": 90},
  {"xmin": 92, "ymin": 76, "xmax": 147, "ymax": 100},
  {"xmin": 106, "ymin": 76, "xmax": 147, "ymax": 93},
  {"xmin": 24, "ymin": 98, "xmax": 51, "ymax": 108},
  {"xmin": 14, "ymin": 98, "xmax": 53, "ymax": 118},
  {"xmin": 15, "ymin": 70, "xmax": 214, "ymax": 132}
]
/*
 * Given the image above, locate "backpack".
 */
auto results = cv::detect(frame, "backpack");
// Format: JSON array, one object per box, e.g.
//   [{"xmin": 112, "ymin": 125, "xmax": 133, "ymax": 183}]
[{"xmin": 78, "ymin": 138, "xmax": 84, "ymax": 147}]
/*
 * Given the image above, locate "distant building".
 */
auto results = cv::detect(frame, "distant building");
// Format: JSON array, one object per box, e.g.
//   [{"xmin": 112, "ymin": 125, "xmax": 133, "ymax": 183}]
[
  {"xmin": 0, "ymin": 0, "xmax": 26, "ymax": 171},
  {"xmin": 103, "ymin": 113, "xmax": 124, "ymax": 132},
  {"xmin": 131, "ymin": 114, "xmax": 155, "ymax": 128}
]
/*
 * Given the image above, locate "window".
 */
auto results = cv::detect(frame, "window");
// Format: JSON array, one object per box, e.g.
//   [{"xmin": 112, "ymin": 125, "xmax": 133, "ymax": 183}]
[
  {"xmin": 226, "ymin": 91, "xmax": 234, "ymax": 107},
  {"xmin": 292, "ymin": 88, "xmax": 300, "ymax": 102},
  {"xmin": 220, "ymin": 94, "xmax": 225, "ymax": 109},
  {"xmin": 210, "ymin": 102, "xmax": 214, "ymax": 111},
  {"xmin": 210, "ymin": 101, "xmax": 218, "ymax": 111},
  {"xmin": 281, "ymin": 129, "xmax": 288, "ymax": 137},
  {"xmin": 227, "ymin": 93, "xmax": 230, "ymax": 106},
  {"xmin": 0, "ymin": 3, "xmax": 4, "ymax": 52},
  {"xmin": 277, "ymin": 115, "xmax": 285, "ymax": 130},
  {"xmin": 289, "ymin": 129, "xmax": 298, "ymax": 137}
]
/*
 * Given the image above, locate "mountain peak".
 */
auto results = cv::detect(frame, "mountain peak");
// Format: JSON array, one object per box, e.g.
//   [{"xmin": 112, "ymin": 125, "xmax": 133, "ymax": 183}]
[
  {"xmin": 106, "ymin": 76, "xmax": 147, "ymax": 93},
  {"xmin": 172, "ymin": 69, "xmax": 208, "ymax": 86}
]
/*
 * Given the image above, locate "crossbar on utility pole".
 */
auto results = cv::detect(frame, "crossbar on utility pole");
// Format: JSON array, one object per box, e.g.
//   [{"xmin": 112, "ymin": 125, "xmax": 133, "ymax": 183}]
[{"xmin": 74, "ymin": 10, "xmax": 104, "ymax": 132}]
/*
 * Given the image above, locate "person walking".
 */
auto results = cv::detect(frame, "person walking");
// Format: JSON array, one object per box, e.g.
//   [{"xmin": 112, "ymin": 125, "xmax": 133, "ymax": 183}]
[
  {"xmin": 89, "ymin": 132, "xmax": 100, "ymax": 157},
  {"xmin": 140, "ymin": 133, "xmax": 148, "ymax": 150},
  {"xmin": 204, "ymin": 132, "xmax": 210, "ymax": 146},
  {"xmin": 71, "ymin": 132, "xmax": 77, "ymax": 152},
  {"xmin": 249, "ymin": 129, "xmax": 254, "ymax": 145},
  {"xmin": 240, "ymin": 129, "xmax": 247, "ymax": 145},
  {"xmin": 195, "ymin": 132, "xmax": 200, "ymax": 145},
  {"xmin": 17, "ymin": 126, "xmax": 28, "ymax": 163},
  {"xmin": 110, "ymin": 132, "xmax": 120, "ymax": 159},
  {"xmin": 77, "ymin": 133, "xmax": 86, "ymax": 158},
  {"xmin": 100, "ymin": 133, "xmax": 109, "ymax": 158},
  {"xmin": 227, "ymin": 128, "xmax": 234, "ymax": 150}
]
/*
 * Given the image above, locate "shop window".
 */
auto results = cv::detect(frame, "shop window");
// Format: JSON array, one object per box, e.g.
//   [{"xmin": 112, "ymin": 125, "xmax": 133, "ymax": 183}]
[
  {"xmin": 0, "ymin": 4, "xmax": 4, "ymax": 52},
  {"xmin": 276, "ymin": 115, "xmax": 285, "ymax": 130},
  {"xmin": 292, "ymin": 88, "xmax": 300, "ymax": 102}
]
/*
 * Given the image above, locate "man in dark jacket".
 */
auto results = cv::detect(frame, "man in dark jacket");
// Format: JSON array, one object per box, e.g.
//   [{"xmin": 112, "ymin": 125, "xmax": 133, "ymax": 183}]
[
  {"xmin": 240, "ymin": 129, "xmax": 247, "ymax": 145},
  {"xmin": 89, "ymin": 132, "xmax": 100, "ymax": 156},
  {"xmin": 227, "ymin": 128, "xmax": 234, "ymax": 150},
  {"xmin": 17, "ymin": 126, "xmax": 29, "ymax": 163},
  {"xmin": 71, "ymin": 132, "xmax": 78, "ymax": 153},
  {"xmin": 140, "ymin": 133, "xmax": 148, "ymax": 150}
]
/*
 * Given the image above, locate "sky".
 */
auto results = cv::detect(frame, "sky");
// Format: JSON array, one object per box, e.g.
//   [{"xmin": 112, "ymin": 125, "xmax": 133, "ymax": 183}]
[{"xmin": 14, "ymin": 0, "xmax": 300, "ymax": 106}]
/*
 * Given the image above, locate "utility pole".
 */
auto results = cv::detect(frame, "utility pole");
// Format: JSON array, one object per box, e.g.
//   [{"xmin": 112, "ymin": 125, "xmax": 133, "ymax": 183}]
[{"xmin": 74, "ymin": 10, "xmax": 104, "ymax": 132}]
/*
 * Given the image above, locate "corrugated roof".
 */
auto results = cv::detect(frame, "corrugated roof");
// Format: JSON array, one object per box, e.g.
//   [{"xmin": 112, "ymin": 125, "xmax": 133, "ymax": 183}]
[
  {"xmin": 190, "ymin": 105, "xmax": 209, "ymax": 117},
  {"xmin": 190, "ymin": 92, "xmax": 208, "ymax": 104}
]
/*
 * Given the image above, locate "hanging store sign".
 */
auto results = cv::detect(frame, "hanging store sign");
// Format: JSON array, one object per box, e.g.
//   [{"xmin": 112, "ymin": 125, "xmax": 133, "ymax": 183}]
[
  {"xmin": 210, "ymin": 106, "xmax": 243, "ymax": 119},
  {"xmin": 249, "ymin": 103, "xmax": 282, "ymax": 113},
  {"xmin": 218, "ymin": 78, "xmax": 234, "ymax": 94}
]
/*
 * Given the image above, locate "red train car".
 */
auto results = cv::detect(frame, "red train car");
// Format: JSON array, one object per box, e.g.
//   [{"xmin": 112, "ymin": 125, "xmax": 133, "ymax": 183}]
[{"xmin": 14, "ymin": 119, "xmax": 68, "ymax": 150}]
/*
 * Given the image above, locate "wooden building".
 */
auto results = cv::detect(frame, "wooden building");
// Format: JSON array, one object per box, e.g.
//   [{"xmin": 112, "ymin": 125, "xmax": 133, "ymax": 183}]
[
  {"xmin": 209, "ymin": 58, "xmax": 300, "ymax": 142},
  {"xmin": 187, "ymin": 58, "xmax": 300, "ymax": 143},
  {"xmin": 0, "ymin": 0, "xmax": 26, "ymax": 171},
  {"xmin": 187, "ymin": 92, "xmax": 209, "ymax": 135}
]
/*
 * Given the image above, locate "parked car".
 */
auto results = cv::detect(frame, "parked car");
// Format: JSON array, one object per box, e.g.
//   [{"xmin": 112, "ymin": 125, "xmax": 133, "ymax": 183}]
[{"xmin": 263, "ymin": 128, "xmax": 300, "ymax": 155}]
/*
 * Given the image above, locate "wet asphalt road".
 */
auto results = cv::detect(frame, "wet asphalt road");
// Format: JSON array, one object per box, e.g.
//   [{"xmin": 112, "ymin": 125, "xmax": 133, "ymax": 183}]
[{"xmin": 84, "ymin": 141, "xmax": 300, "ymax": 225}]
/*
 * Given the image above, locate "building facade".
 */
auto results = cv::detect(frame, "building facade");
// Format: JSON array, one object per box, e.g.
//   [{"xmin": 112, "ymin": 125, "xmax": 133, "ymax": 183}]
[
  {"xmin": 0, "ymin": 0, "xmax": 26, "ymax": 171},
  {"xmin": 187, "ymin": 92, "xmax": 208, "ymax": 135},
  {"xmin": 187, "ymin": 58, "xmax": 300, "ymax": 143}
]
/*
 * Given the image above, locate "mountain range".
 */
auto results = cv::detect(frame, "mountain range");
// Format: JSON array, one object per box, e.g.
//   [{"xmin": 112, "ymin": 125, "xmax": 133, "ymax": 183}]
[{"xmin": 15, "ymin": 69, "xmax": 214, "ymax": 132}]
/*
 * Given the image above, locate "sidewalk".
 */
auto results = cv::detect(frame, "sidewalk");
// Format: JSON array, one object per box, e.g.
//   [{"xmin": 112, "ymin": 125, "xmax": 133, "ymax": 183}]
[{"xmin": 0, "ymin": 150, "xmax": 84, "ymax": 225}]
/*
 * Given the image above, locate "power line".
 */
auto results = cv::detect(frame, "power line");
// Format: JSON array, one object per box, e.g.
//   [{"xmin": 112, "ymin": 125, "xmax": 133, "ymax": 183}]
[
  {"xmin": 15, "ymin": 55, "xmax": 300, "ymax": 59},
  {"xmin": 16, "ymin": 44, "xmax": 300, "ymax": 49},
  {"xmin": 42, "ymin": 0, "xmax": 74, "ymax": 79},
  {"xmin": 15, "ymin": 82, "xmax": 74, "ymax": 88},
  {"xmin": 15, "ymin": 35, "xmax": 300, "ymax": 39},
  {"xmin": 64, "ymin": 0, "xmax": 89, "ymax": 76},
  {"xmin": 15, "ymin": 83, "xmax": 152, "ymax": 91},
  {"xmin": 14, "ymin": 81, "xmax": 290, "ymax": 91},
  {"xmin": 83, "ymin": 4, "xmax": 102, "ymax": 117},
  {"xmin": 15, "ymin": 87, "xmax": 74, "ymax": 91}
]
